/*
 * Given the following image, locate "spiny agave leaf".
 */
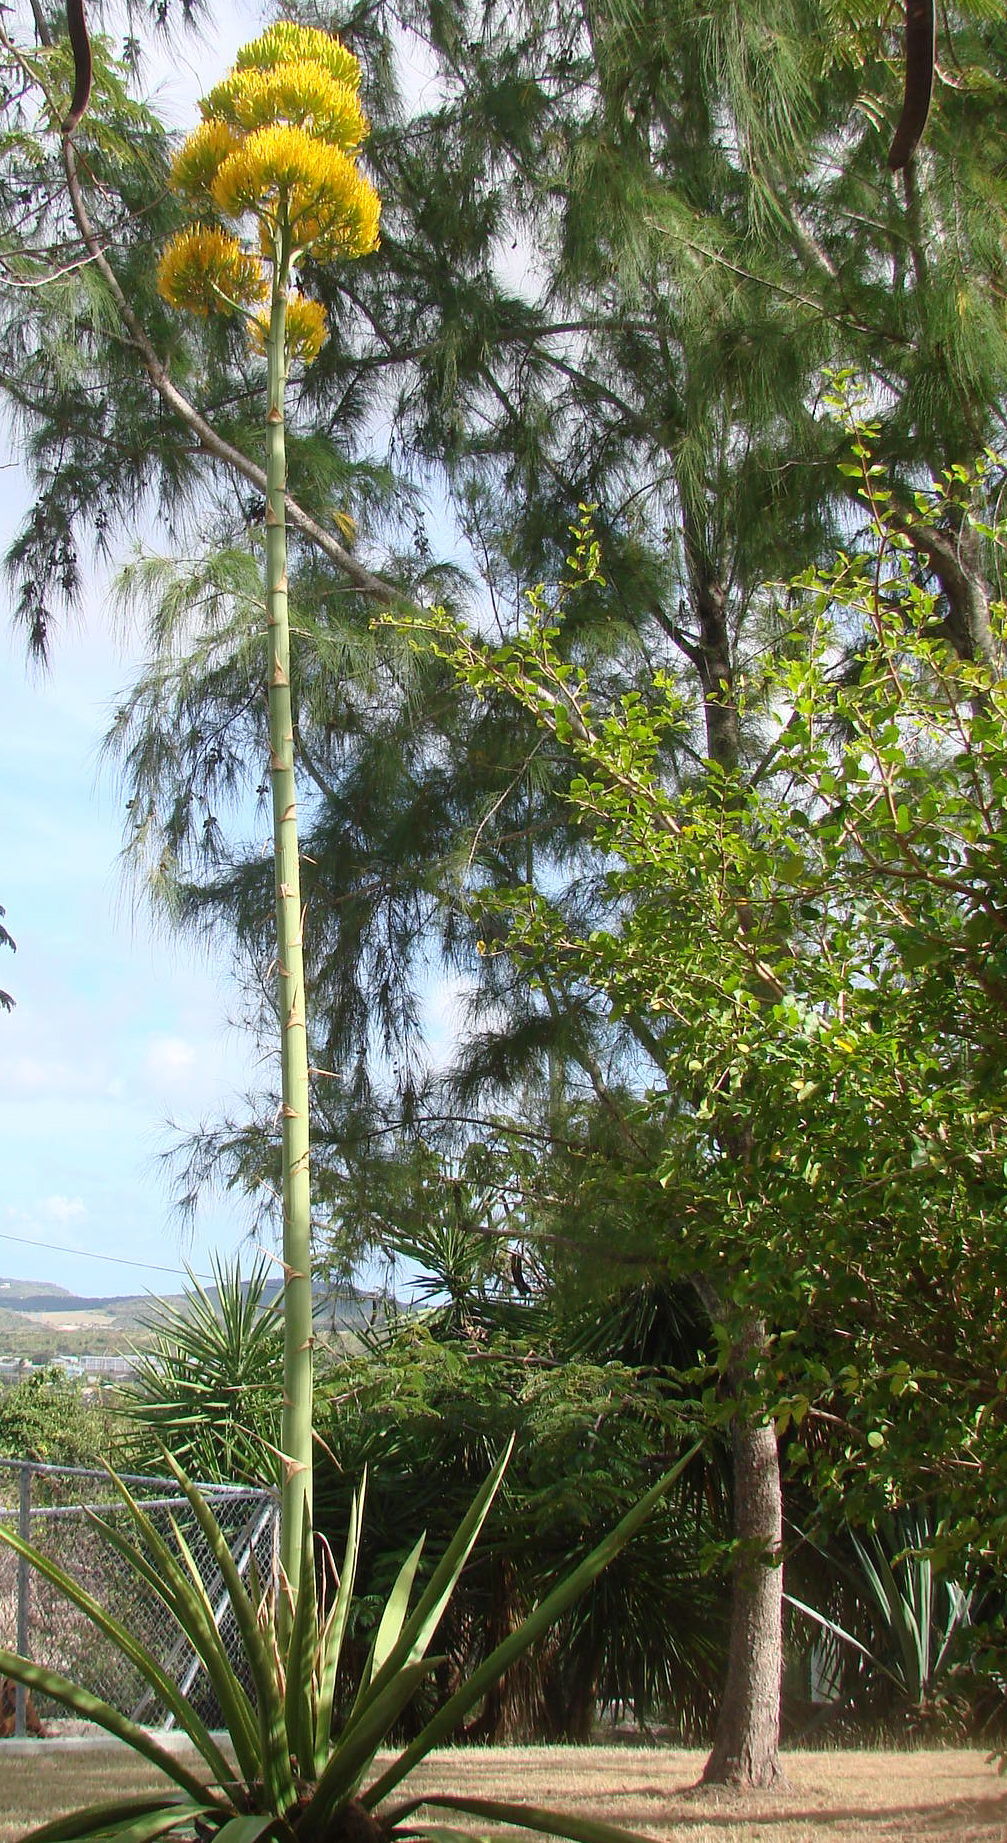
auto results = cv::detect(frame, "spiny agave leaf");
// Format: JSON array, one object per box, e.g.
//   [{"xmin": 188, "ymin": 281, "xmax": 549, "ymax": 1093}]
[
  {"xmin": 0, "ymin": 1523, "xmax": 233, "ymax": 1787},
  {"xmin": 20, "ymin": 1795, "xmax": 202, "ymax": 1843},
  {"xmin": 211, "ymin": 1818, "xmax": 283, "ymax": 1843},
  {"xmin": 86, "ymin": 1502, "xmax": 259, "ymax": 1779},
  {"xmin": 363, "ymin": 1443, "xmax": 700, "ymax": 1808},
  {"xmin": 283, "ymin": 1518, "xmax": 319, "ymax": 1776},
  {"xmin": 161, "ymin": 1455, "xmax": 297, "ymax": 1816},
  {"xmin": 0, "ymin": 1649, "xmax": 226, "ymax": 1810},
  {"xmin": 314, "ymin": 1479, "xmax": 365, "ymax": 1775},
  {"xmin": 397, "ymin": 1797, "xmax": 664, "ymax": 1843},
  {"xmin": 301, "ymin": 1659, "xmax": 438, "ymax": 1840},
  {"xmin": 363, "ymin": 1533, "xmax": 426, "ymax": 1689},
  {"xmin": 348, "ymin": 1439, "xmax": 512, "ymax": 1741},
  {"xmin": 158, "ymin": 1504, "xmax": 276, "ymax": 1786},
  {"xmin": 784, "ymin": 1593, "xmax": 898, "ymax": 1685},
  {"xmin": 59, "ymin": 1810, "xmax": 213, "ymax": 1843}
]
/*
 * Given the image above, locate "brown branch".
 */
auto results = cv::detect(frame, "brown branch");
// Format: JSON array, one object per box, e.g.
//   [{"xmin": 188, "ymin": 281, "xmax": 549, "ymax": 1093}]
[
  {"xmin": 888, "ymin": 0, "xmax": 936, "ymax": 172},
  {"xmin": 62, "ymin": 0, "xmax": 92, "ymax": 134}
]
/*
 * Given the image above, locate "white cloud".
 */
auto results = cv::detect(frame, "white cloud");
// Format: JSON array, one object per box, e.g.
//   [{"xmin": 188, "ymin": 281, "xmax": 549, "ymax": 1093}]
[
  {"xmin": 144, "ymin": 1035, "xmax": 198, "ymax": 1082},
  {"xmin": 39, "ymin": 1196, "xmax": 87, "ymax": 1224}
]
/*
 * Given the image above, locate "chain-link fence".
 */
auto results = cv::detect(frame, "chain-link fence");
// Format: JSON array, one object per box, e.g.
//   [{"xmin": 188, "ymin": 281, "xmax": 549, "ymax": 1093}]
[{"xmin": 0, "ymin": 1457, "xmax": 278, "ymax": 1736}]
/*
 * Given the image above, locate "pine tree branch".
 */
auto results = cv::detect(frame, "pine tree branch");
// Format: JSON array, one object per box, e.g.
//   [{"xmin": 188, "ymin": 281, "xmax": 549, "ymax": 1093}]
[{"xmin": 890, "ymin": 507, "xmax": 999, "ymax": 669}]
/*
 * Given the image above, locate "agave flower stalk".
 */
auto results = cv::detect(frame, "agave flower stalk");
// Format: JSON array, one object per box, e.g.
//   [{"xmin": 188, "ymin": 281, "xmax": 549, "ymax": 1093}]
[
  {"xmin": 156, "ymin": 23, "xmax": 380, "ymax": 1586},
  {"xmin": 263, "ymin": 263, "xmax": 313, "ymax": 1577}
]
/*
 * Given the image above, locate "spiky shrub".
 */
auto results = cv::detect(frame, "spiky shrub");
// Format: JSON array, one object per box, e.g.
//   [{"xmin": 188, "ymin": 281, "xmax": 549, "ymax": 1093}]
[
  {"xmin": 0, "ymin": 1447, "xmax": 693, "ymax": 1843},
  {"xmin": 125, "ymin": 1256, "xmax": 284, "ymax": 1486},
  {"xmin": 156, "ymin": 23, "xmax": 380, "ymax": 1582}
]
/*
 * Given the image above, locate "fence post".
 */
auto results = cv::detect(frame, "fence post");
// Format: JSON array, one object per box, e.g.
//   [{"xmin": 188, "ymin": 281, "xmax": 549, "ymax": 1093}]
[{"xmin": 14, "ymin": 1463, "xmax": 30, "ymax": 1738}]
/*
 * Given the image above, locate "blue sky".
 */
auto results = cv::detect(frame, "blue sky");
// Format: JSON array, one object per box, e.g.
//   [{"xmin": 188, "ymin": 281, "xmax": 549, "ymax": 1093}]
[{"xmin": 0, "ymin": 1, "xmax": 268, "ymax": 1301}]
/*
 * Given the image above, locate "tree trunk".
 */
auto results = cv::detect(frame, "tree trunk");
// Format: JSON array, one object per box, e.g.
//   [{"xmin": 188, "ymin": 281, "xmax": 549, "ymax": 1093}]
[
  {"xmin": 701, "ymin": 1402, "xmax": 784, "ymax": 1786},
  {"xmin": 678, "ymin": 518, "xmax": 786, "ymax": 1787}
]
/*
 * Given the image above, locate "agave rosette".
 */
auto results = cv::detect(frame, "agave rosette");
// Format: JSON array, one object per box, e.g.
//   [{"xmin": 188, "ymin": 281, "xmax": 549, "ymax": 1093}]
[{"xmin": 0, "ymin": 1446, "xmax": 695, "ymax": 1843}]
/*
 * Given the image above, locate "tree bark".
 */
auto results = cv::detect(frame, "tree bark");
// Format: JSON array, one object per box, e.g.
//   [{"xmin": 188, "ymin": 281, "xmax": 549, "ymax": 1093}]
[
  {"xmin": 894, "ymin": 507, "xmax": 999, "ymax": 670},
  {"xmin": 678, "ymin": 519, "xmax": 786, "ymax": 1784},
  {"xmin": 701, "ymin": 1395, "xmax": 784, "ymax": 1785}
]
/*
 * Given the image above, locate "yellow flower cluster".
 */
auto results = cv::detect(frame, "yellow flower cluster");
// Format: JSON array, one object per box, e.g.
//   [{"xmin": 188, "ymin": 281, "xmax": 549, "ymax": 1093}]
[
  {"xmin": 235, "ymin": 22, "xmax": 361, "ymax": 91},
  {"xmin": 156, "ymin": 21, "xmax": 381, "ymax": 366},
  {"xmin": 212, "ymin": 126, "xmax": 380, "ymax": 258},
  {"xmin": 249, "ymin": 294, "xmax": 329, "ymax": 364},
  {"xmin": 170, "ymin": 119, "xmax": 240, "ymax": 202},
  {"xmin": 203, "ymin": 62, "xmax": 368, "ymax": 149},
  {"xmin": 157, "ymin": 225, "xmax": 268, "ymax": 316}
]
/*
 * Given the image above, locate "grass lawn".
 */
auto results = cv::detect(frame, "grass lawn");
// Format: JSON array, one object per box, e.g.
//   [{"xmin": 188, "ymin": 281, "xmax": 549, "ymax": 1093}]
[{"xmin": 0, "ymin": 1744, "xmax": 1005, "ymax": 1843}]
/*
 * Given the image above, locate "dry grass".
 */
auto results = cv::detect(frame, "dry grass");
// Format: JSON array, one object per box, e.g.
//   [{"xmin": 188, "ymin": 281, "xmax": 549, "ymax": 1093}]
[{"xmin": 0, "ymin": 1744, "xmax": 1005, "ymax": 1843}]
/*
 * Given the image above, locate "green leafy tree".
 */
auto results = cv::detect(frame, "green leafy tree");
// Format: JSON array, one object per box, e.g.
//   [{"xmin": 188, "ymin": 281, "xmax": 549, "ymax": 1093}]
[
  {"xmin": 316, "ymin": 1318, "xmax": 725, "ymax": 1742},
  {"xmin": 385, "ymin": 442, "xmax": 1007, "ymax": 1766},
  {"xmin": 0, "ymin": 1368, "xmax": 113, "ymax": 1466}
]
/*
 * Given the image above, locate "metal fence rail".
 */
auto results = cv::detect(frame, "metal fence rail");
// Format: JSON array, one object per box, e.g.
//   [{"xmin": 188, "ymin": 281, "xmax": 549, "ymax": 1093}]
[{"xmin": 0, "ymin": 1458, "xmax": 278, "ymax": 1736}]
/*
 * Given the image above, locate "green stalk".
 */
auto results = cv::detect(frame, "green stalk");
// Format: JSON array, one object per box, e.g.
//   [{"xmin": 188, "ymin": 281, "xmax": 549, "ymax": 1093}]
[{"xmin": 265, "ymin": 257, "xmax": 313, "ymax": 1586}]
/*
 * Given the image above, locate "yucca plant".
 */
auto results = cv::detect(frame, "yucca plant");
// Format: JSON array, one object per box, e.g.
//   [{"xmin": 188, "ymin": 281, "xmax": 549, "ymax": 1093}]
[
  {"xmin": 787, "ymin": 1511, "xmax": 974, "ymax": 1722},
  {"xmin": 0, "ymin": 1443, "xmax": 694, "ymax": 1843},
  {"xmin": 126, "ymin": 1256, "xmax": 284, "ymax": 1486}
]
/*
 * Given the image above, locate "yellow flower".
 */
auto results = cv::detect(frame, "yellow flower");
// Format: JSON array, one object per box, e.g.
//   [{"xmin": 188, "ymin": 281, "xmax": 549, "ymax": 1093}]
[
  {"xmin": 235, "ymin": 22, "xmax": 361, "ymax": 93},
  {"xmin": 248, "ymin": 293, "xmax": 329, "ymax": 365},
  {"xmin": 297, "ymin": 172, "xmax": 381, "ymax": 259},
  {"xmin": 170, "ymin": 119, "xmax": 241, "ymax": 202},
  {"xmin": 156, "ymin": 226, "xmax": 268, "ymax": 316},
  {"xmin": 211, "ymin": 125, "xmax": 380, "ymax": 257},
  {"xmin": 202, "ymin": 62, "xmax": 368, "ymax": 151}
]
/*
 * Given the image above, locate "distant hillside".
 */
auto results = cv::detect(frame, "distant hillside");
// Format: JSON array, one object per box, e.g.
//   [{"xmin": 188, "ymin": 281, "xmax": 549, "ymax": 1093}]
[
  {"xmin": 0, "ymin": 1274, "xmax": 381, "ymax": 1359},
  {"xmin": 0, "ymin": 1278, "xmax": 75, "ymax": 1302}
]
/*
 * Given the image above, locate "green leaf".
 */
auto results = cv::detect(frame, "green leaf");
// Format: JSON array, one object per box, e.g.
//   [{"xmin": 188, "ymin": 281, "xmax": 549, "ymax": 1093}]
[
  {"xmin": 364, "ymin": 1532, "xmax": 425, "ymax": 1686},
  {"xmin": 85, "ymin": 1497, "xmax": 259, "ymax": 1780},
  {"xmin": 0, "ymin": 1523, "xmax": 233, "ymax": 1787},
  {"xmin": 83, "ymin": 1812, "xmax": 211, "ymax": 1843},
  {"xmin": 303, "ymin": 1659, "xmax": 437, "ymax": 1837},
  {"xmin": 0, "ymin": 1649, "xmax": 227, "ymax": 1811},
  {"xmin": 21, "ymin": 1797, "xmax": 201, "ymax": 1843},
  {"xmin": 343, "ymin": 1439, "xmax": 513, "ymax": 1755},
  {"xmin": 284, "ymin": 1517, "xmax": 318, "ymax": 1778},
  {"xmin": 314, "ymin": 1479, "xmax": 365, "ymax": 1775},
  {"xmin": 161, "ymin": 1457, "xmax": 296, "ymax": 1815},
  {"xmin": 211, "ymin": 1818, "xmax": 283, "ymax": 1843},
  {"xmin": 391, "ymin": 1794, "xmax": 662, "ymax": 1843}
]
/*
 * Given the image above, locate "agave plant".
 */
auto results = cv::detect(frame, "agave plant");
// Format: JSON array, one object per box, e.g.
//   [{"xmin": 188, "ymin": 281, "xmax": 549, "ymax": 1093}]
[
  {"xmin": 155, "ymin": 18, "xmax": 382, "ymax": 1579},
  {"xmin": 787, "ymin": 1510, "xmax": 973, "ymax": 1720},
  {"xmin": 0, "ymin": 1443, "xmax": 694, "ymax": 1843}
]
